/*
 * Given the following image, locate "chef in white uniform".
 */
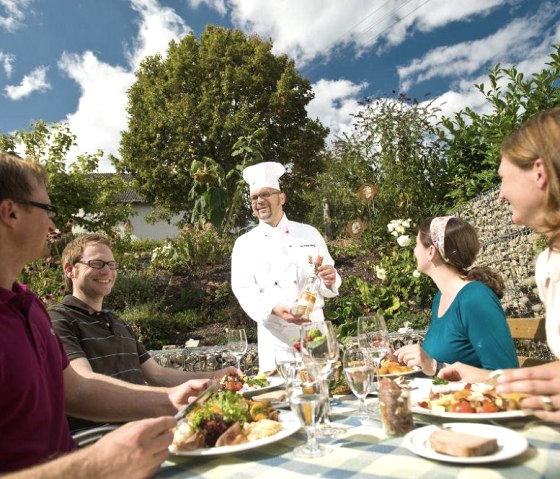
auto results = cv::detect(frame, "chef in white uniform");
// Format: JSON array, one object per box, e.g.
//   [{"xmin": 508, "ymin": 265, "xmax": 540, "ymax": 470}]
[{"xmin": 231, "ymin": 162, "xmax": 341, "ymax": 372}]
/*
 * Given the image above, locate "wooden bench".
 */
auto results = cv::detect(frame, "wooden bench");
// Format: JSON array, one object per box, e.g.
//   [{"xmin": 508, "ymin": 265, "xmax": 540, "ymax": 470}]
[{"xmin": 506, "ymin": 317, "xmax": 549, "ymax": 367}]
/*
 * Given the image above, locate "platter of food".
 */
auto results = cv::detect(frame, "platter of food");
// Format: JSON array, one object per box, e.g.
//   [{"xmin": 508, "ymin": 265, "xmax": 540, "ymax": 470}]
[
  {"xmin": 409, "ymin": 378, "xmax": 532, "ymax": 420},
  {"xmin": 170, "ymin": 388, "xmax": 299, "ymax": 456},
  {"xmin": 403, "ymin": 422, "xmax": 528, "ymax": 464}
]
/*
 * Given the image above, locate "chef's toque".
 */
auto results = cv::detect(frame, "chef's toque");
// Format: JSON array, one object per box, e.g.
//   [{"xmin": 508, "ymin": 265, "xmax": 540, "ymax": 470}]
[{"xmin": 242, "ymin": 162, "xmax": 286, "ymax": 194}]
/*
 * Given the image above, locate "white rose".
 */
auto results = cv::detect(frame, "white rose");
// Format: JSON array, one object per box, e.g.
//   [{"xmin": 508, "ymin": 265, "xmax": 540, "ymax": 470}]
[
  {"xmin": 412, "ymin": 270, "xmax": 421, "ymax": 278},
  {"xmin": 376, "ymin": 267, "xmax": 387, "ymax": 281},
  {"xmin": 403, "ymin": 219, "xmax": 411, "ymax": 228},
  {"xmin": 397, "ymin": 235, "xmax": 411, "ymax": 247},
  {"xmin": 387, "ymin": 222, "xmax": 395, "ymax": 232}
]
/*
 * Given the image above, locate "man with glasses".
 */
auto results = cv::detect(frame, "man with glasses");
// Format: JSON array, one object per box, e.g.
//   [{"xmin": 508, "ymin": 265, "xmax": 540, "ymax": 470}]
[
  {"xmin": 231, "ymin": 162, "xmax": 341, "ymax": 371},
  {"xmin": 0, "ymin": 152, "xmax": 207, "ymax": 477},
  {"xmin": 50, "ymin": 233, "xmax": 238, "ymax": 433}
]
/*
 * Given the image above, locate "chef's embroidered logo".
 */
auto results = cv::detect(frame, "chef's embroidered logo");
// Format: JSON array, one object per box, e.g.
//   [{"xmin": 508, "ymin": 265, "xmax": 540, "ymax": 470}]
[{"xmin": 300, "ymin": 244, "xmax": 315, "ymax": 247}]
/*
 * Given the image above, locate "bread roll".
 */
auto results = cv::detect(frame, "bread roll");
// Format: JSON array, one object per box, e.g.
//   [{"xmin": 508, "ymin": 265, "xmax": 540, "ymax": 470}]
[{"xmin": 429, "ymin": 429, "xmax": 498, "ymax": 457}]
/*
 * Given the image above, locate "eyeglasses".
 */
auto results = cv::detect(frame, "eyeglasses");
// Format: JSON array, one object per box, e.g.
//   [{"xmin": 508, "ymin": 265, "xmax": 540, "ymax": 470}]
[
  {"xmin": 76, "ymin": 260, "xmax": 119, "ymax": 270},
  {"xmin": 250, "ymin": 191, "xmax": 281, "ymax": 203},
  {"xmin": 14, "ymin": 199, "xmax": 58, "ymax": 219}
]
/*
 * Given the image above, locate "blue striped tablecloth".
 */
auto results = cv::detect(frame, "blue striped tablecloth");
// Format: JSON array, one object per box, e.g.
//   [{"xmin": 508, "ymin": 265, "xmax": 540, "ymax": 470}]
[{"xmin": 158, "ymin": 395, "xmax": 560, "ymax": 479}]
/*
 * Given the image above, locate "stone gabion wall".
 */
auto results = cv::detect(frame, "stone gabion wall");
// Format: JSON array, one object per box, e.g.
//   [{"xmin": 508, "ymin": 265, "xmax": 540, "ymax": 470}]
[
  {"xmin": 452, "ymin": 187, "xmax": 543, "ymax": 317},
  {"xmin": 150, "ymin": 344, "xmax": 260, "ymax": 375}
]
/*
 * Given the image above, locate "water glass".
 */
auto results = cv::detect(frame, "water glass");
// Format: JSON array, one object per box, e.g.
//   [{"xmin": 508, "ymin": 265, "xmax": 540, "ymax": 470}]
[
  {"xmin": 288, "ymin": 365, "xmax": 328, "ymax": 458},
  {"xmin": 343, "ymin": 344, "xmax": 374, "ymax": 417}
]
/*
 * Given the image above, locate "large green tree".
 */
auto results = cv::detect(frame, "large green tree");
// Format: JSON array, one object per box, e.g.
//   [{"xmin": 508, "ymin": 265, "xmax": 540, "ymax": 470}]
[{"xmin": 118, "ymin": 25, "xmax": 328, "ymax": 228}]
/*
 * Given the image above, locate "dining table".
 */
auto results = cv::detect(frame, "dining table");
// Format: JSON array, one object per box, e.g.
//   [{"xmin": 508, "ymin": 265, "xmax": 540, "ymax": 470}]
[{"xmin": 157, "ymin": 381, "xmax": 560, "ymax": 479}]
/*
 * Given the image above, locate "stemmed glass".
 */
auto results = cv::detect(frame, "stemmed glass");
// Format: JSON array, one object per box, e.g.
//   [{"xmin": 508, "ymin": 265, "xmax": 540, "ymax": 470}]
[
  {"xmin": 300, "ymin": 321, "xmax": 345, "ymax": 437},
  {"xmin": 227, "ymin": 328, "xmax": 247, "ymax": 372},
  {"xmin": 343, "ymin": 343, "xmax": 374, "ymax": 417},
  {"xmin": 275, "ymin": 345, "xmax": 299, "ymax": 384},
  {"xmin": 357, "ymin": 314, "xmax": 390, "ymax": 397},
  {"xmin": 287, "ymin": 362, "xmax": 328, "ymax": 458}
]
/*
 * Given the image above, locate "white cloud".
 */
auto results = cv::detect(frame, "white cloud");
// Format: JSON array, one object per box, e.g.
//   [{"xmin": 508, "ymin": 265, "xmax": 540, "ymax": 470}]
[
  {"xmin": 0, "ymin": 51, "xmax": 15, "ymax": 77},
  {"xmin": 307, "ymin": 79, "xmax": 368, "ymax": 143},
  {"xmin": 198, "ymin": 0, "xmax": 508, "ymax": 67},
  {"xmin": 188, "ymin": 0, "xmax": 227, "ymax": 15},
  {"xmin": 58, "ymin": 0, "xmax": 190, "ymax": 169},
  {"xmin": 58, "ymin": 52, "xmax": 134, "ymax": 170},
  {"xmin": 0, "ymin": 0, "xmax": 31, "ymax": 31},
  {"xmin": 127, "ymin": 0, "xmax": 190, "ymax": 70},
  {"xmin": 398, "ymin": 2, "xmax": 560, "ymax": 90},
  {"xmin": 4, "ymin": 65, "xmax": 50, "ymax": 100}
]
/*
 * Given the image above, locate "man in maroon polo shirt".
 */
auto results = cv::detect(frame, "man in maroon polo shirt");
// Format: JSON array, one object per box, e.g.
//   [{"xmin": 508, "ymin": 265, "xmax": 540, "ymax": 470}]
[{"xmin": 0, "ymin": 152, "xmax": 206, "ymax": 477}]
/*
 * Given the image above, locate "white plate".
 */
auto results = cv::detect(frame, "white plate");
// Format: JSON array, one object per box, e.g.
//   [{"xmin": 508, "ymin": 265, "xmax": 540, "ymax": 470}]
[
  {"xmin": 409, "ymin": 378, "xmax": 532, "ymax": 420},
  {"xmin": 170, "ymin": 410, "xmax": 300, "ymax": 456},
  {"xmin": 403, "ymin": 422, "xmax": 528, "ymax": 464},
  {"xmin": 379, "ymin": 366, "xmax": 420, "ymax": 378},
  {"xmin": 242, "ymin": 376, "xmax": 284, "ymax": 398}
]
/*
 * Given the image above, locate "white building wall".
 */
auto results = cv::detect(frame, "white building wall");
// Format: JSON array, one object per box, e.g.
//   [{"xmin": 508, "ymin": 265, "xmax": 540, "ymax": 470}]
[{"xmin": 128, "ymin": 204, "xmax": 184, "ymax": 240}]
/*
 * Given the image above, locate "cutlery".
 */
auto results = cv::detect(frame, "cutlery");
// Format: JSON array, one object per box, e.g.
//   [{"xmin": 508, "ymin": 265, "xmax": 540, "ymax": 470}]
[{"xmin": 175, "ymin": 382, "xmax": 218, "ymax": 424}]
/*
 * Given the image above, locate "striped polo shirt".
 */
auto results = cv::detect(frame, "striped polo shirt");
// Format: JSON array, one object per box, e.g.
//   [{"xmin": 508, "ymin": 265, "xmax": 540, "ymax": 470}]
[{"xmin": 49, "ymin": 295, "xmax": 151, "ymax": 432}]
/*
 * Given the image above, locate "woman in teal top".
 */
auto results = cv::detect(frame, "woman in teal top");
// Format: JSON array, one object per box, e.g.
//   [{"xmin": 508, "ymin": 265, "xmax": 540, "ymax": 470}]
[{"xmin": 395, "ymin": 216, "xmax": 518, "ymax": 375}]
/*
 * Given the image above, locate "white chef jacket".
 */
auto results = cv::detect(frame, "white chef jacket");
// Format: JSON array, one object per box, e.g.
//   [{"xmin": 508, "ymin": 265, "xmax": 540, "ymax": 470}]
[
  {"xmin": 535, "ymin": 248, "xmax": 560, "ymax": 359},
  {"xmin": 231, "ymin": 214, "xmax": 341, "ymax": 371}
]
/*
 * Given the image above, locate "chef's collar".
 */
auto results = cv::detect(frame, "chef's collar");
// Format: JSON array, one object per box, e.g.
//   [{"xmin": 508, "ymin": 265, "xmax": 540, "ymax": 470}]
[{"xmin": 259, "ymin": 213, "xmax": 290, "ymax": 234}]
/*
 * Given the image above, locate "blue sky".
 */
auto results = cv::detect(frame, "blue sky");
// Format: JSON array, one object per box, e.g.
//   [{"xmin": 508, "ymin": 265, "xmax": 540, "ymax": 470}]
[{"xmin": 1, "ymin": 0, "xmax": 559, "ymax": 171}]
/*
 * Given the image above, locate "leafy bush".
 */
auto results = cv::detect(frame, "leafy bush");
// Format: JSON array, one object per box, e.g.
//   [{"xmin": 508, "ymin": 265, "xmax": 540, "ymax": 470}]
[
  {"xmin": 120, "ymin": 302, "xmax": 205, "ymax": 350},
  {"xmin": 105, "ymin": 272, "xmax": 160, "ymax": 311},
  {"xmin": 149, "ymin": 223, "xmax": 232, "ymax": 275},
  {"xmin": 326, "ymin": 218, "xmax": 434, "ymax": 341},
  {"xmin": 20, "ymin": 256, "xmax": 66, "ymax": 307}
]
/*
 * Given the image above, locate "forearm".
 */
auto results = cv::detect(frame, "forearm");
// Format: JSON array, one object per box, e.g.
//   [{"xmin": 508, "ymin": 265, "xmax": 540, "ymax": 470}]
[
  {"xmin": 2, "ymin": 448, "xmax": 108, "ymax": 479},
  {"xmin": 144, "ymin": 366, "xmax": 212, "ymax": 387},
  {"xmin": 65, "ymin": 368, "xmax": 175, "ymax": 421}
]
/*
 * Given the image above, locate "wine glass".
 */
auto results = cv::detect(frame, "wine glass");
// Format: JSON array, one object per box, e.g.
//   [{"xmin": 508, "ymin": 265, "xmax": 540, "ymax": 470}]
[
  {"xmin": 275, "ymin": 345, "xmax": 298, "ymax": 384},
  {"xmin": 300, "ymin": 321, "xmax": 345, "ymax": 437},
  {"xmin": 343, "ymin": 343, "xmax": 374, "ymax": 417},
  {"xmin": 287, "ymin": 363, "xmax": 328, "ymax": 458},
  {"xmin": 227, "ymin": 328, "xmax": 247, "ymax": 371},
  {"xmin": 357, "ymin": 314, "xmax": 390, "ymax": 403}
]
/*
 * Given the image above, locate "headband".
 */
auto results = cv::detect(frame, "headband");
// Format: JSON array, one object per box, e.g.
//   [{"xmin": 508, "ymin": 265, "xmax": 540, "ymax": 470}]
[{"xmin": 429, "ymin": 216, "xmax": 455, "ymax": 263}]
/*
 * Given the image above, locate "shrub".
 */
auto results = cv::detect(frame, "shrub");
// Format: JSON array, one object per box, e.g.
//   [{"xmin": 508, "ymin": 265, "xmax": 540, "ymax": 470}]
[
  {"xmin": 105, "ymin": 272, "xmax": 160, "ymax": 311},
  {"xmin": 120, "ymin": 300, "xmax": 210, "ymax": 350},
  {"xmin": 149, "ymin": 223, "xmax": 232, "ymax": 275}
]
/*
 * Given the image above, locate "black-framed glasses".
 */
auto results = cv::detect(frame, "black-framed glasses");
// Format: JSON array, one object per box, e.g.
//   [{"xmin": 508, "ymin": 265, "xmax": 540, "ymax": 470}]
[
  {"xmin": 76, "ymin": 260, "xmax": 119, "ymax": 270},
  {"xmin": 14, "ymin": 199, "xmax": 58, "ymax": 219},
  {"xmin": 250, "ymin": 191, "xmax": 281, "ymax": 203}
]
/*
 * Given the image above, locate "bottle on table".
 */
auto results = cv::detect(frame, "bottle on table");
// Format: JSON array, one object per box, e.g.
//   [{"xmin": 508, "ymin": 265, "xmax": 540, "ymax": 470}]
[{"xmin": 294, "ymin": 256, "xmax": 323, "ymax": 320}]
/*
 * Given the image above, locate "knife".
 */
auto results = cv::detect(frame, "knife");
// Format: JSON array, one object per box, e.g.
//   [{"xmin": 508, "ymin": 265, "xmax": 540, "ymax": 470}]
[{"xmin": 174, "ymin": 382, "xmax": 218, "ymax": 424}]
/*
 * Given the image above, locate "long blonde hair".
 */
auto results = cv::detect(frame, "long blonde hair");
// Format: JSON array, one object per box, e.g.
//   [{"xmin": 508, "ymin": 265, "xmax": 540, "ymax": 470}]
[{"xmin": 501, "ymin": 108, "xmax": 560, "ymax": 247}]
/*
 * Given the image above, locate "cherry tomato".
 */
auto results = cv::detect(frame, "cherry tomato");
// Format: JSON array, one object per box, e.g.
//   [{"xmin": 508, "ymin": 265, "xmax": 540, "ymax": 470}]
[
  {"xmin": 449, "ymin": 400, "xmax": 475, "ymax": 413},
  {"xmin": 463, "ymin": 383, "xmax": 472, "ymax": 391},
  {"xmin": 476, "ymin": 400, "xmax": 499, "ymax": 413},
  {"xmin": 225, "ymin": 381, "xmax": 243, "ymax": 391},
  {"xmin": 417, "ymin": 401, "xmax": 429, "ymax": 409}
]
